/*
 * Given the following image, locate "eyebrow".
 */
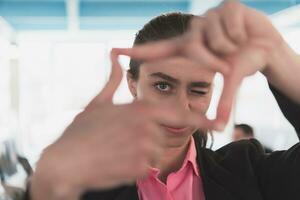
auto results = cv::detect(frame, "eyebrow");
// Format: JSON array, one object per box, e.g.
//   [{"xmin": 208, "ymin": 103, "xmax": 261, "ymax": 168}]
[
  {"xmin": 189, "ymin": 82, "xmax": 211, "ymax": 88},
  {"xmin": 150, "ymin": 72, "xmax": 179, "ymax": 84},
  {"xmin": 149, "ymin": 72, "xmax": 211, "ymax": 88}
]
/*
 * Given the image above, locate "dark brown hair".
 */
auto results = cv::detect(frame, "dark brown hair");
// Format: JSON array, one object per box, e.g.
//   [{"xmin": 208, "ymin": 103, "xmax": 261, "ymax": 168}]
[
  {"xmin": 128, "ymin": 12, "xmax": 208, "ymax": 148},
  {"xmin": 235, "ymin": 123, "xmax": 254, "ymax": 137}
]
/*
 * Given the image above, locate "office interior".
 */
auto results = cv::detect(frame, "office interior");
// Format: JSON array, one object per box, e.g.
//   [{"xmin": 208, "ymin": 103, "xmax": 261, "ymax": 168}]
[{"xmin": 0, "ymin": 0, "xmax": 299, "ymax": 189}]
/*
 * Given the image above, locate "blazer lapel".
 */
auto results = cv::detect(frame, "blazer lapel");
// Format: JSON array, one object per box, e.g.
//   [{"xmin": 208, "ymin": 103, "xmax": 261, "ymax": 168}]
[
  {"xmin": 196, "ymin": 144, "xmax": 263, "ymax": 200},
  {"xmin": 197, "ymin": 148, "xmax": 237, "ymax": 200}
]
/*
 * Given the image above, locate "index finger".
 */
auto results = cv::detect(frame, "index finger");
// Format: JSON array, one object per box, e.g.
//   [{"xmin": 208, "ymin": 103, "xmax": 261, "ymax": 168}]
[
  {"xmin": 85, "ymin": 50, "xmax": 123, "ymax": 110},
  {"xmin": 113, "ymin": 37, "xmax": 182, "ymax": 62},
  {"xmin": 212, "ymin": 73, "xmax": 242, "ymax": 131}
]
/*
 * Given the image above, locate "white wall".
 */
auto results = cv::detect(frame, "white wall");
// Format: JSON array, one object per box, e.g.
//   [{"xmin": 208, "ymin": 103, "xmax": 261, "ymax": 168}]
[{"xmin": 16, "ymin": 31, "xmax": 134, "ymax": 162}]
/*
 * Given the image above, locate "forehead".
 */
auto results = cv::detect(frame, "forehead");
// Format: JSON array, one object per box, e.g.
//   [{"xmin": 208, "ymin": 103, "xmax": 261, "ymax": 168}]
[{"xmin": 139, "ymin": 58, "xmax": 215, "ymax": 83}]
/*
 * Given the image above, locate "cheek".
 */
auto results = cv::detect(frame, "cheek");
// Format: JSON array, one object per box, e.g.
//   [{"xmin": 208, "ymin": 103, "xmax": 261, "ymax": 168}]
[{"xmin": 192, "ymin": 95, "xmax": 213, "ymax": 116}]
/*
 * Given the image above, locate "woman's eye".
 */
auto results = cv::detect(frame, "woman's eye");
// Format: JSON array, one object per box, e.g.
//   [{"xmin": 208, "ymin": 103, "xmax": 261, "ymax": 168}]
[
  {"xmin": 191, "ymin": 90, "xmax": 206, "ymax": 95},
  {"xmin": 155, "ymin": 82, "xmax": 172, "ymax": 92}
]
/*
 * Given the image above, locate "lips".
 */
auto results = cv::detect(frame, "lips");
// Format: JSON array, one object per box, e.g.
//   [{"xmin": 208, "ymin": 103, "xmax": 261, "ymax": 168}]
[{"xmin": 163, "ymin": 125, "xmax": 189, "ymax": 134}]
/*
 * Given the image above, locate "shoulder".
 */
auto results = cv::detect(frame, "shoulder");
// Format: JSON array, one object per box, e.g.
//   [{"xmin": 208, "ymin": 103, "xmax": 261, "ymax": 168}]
[
  {"xmin": 198, "ymin": 139, "xmax": 266, "ymax": 170},
  {"xmin": 216, "ymin": 139, "xmax": 265, "ymax": 156},
  {"xmin": 202, "ymin": 139, "xmax": 265, "ymax": 158}
]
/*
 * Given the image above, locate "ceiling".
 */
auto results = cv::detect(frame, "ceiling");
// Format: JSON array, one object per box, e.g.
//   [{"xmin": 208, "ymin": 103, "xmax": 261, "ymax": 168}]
[{"xmin": 0, "ymin": 0, "xmax": 299, "ymax": 31}]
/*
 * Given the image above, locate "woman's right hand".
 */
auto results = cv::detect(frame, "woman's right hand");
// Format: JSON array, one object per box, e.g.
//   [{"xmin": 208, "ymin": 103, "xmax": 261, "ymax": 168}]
[
  {"xmin": 30, "ymin": 51, "xmax": 204, "ymax": 200},
  {"xmin": 114, "ymin": 1, "xmax": 300, "ymax": 131}
]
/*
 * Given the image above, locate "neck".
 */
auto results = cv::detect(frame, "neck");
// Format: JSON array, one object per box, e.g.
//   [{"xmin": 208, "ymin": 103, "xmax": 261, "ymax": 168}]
[{"xmin": 156, "ymin": 137, "xmax": 192, "ymax": 183}]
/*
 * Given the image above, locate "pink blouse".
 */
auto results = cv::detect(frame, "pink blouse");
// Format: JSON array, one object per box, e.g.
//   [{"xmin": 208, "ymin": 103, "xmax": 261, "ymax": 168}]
[{"xmin": 137, "ymin": 138, "xmax": 205, "ymax": 200}]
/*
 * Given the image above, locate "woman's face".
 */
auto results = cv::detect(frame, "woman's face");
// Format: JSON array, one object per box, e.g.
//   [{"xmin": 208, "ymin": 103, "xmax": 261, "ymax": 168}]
[{"xmin": 127, "ymin": 58, "xmax": 215, "ymax": 148}]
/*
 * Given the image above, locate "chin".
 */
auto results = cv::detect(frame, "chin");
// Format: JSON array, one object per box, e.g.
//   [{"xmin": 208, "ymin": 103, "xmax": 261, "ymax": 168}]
[{"xmin": 163, "ymin": 135, "xmax": 192, "ymax": 149}]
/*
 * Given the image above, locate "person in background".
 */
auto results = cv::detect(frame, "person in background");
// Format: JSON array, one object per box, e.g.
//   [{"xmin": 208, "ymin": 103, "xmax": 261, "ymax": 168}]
[
  {"xmin": 233, "ymin": 123, "xmax": 254, "ymax": 141},
  {"xmin": 233, "ymin": 123, "xmax": 273, "ymax": 153}
]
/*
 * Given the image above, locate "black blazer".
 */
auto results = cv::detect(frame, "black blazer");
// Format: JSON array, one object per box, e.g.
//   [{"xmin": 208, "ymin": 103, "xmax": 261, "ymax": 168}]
[{"xmin": 81, "ymin": 84, "xmax": 300, "ymax": 200}]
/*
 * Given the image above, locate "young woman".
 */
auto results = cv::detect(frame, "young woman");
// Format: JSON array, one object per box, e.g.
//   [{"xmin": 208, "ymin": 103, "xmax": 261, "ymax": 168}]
[
  {"xmin": 80, "ymin": 2, "xmax": 300, "ymax": 200},
  {"xmin": 29, "ymin": 1, "xmax": 300, "ymax": 200}
]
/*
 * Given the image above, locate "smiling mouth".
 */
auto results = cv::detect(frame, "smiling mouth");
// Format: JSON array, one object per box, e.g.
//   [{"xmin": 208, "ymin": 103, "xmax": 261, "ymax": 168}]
[{"xmin": 162, "ymin": 125, "xmax": 189, "ymax": 134}]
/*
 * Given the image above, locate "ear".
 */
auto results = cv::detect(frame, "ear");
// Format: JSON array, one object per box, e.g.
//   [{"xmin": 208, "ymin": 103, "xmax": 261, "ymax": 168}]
[{"xmin": 126, "ymin": 72, "xmax": 137, "ymax": 98}]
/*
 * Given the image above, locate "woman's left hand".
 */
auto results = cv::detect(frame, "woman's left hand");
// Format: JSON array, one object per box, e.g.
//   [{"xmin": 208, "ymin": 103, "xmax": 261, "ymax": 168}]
[{"xmin": 198, "ymin": 1, "xmax": 285, "ymax": 129}]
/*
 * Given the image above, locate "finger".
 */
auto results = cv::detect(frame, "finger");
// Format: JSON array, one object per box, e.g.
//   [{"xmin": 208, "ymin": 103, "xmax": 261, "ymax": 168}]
[
  {"xmin": 187, "ymin": 44, "xmax": 231, "ymax": 75},
  {"xmin": 184, "ymin": 16, "xmax": 231, "ymax": 75},
  {"xmin": 227, "ymin": 39, "xmax": 270, "ymax": 76},
  {"xmin": 156, "ymin": 107, "xmax": 214, "ymax": 133},
  {"xmin": 213, "ymin": 73, "xmax": 242, "ymax": 131},
  {"xmin": 186, "ymin": 16, "xmax": 203, "ymax": 46},
  {"xmin": 117, "ymin": 17, "xmax": 230, "ymax": 75},
  {"xmin": 86, "ymin": 50, "xmax": 123, "ymax": 108},
  {"xmin": 222, "ymin": 1, "xmax": 247, "ymax": 44},
  {"xmin": 141, "ymin": 56, "xmax": 216, "ymax": 74},
  {"xmin": 141, "ymin": 124, "xmax": 164, "ymax": 167},
  {"xmin": 212, "ymin": 39, "xmax": 270, "ymax": 131},
  {"xmin": 113, "ymin": 38, "xmax": 182, "ymax": 62},
  {"xmin": 204, "ymin": 10, "xmax": 238, "ymax": 55},
  {"xmin": 133, "ymin": 101, "xmax": 213, "ymax": 131}
]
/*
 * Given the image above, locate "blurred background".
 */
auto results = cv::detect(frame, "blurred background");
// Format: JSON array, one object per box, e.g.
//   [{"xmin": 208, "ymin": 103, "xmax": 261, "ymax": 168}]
[{"xmin": 0, "ymin": 0, "xmax": 300, "ymax": 167}]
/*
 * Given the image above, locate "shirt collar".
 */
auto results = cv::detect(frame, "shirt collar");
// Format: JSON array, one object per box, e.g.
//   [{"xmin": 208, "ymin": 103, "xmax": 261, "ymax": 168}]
[
  {"xmin": 183, "ymin": 137, "xmax": 199, "ymax": 176},
  {"xmin": 147, "ymin": 137, "xmax": 199, "ymax": 177}
]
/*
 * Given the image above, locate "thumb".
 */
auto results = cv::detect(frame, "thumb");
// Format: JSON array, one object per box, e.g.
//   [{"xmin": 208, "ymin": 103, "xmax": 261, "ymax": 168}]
[{"xmin": 86, "ymin": 49, "xmax": 123, "ymax": 109}]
